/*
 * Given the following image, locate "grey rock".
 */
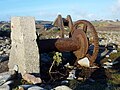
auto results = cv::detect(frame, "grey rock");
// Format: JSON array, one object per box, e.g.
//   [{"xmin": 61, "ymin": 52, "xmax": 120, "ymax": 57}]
[
  {"xmin": 19, "ymin": 85, "xmax": 32, "ymax": 90},
  {"xmin": 6, "ymin": 45, "xmax": 11, "ymax": 49},
  {"xmin": 100, "ymin": 50, "xmax": 109, "ymax": 57},
  {"xmin": 67, "ymin": 69, "xmax": 76, "ymax": 80},
  {"xmin": 3, "ymin": 48, "xmax": 7, "ymax": 52},
  {"xmin": 0, "ymin": 37, "xmax": 3, "ymax": 40},
  {"xmin": 0, "ymin": 85, "xmax": 10, "ymax": 90},
  {"xmin": 28, "ymin": 86, "xmax": 45, "ymax": 90},
  {"xmin": 13, "ymin": 65, "xmax": 19, "ymax": 72},
  {"xmin": 0, "ymin": 55, "xmax": 9, "ymax": 62},
  {"xmin": 54, "ymin": 85, "xmax": 72, "ymax": 90},
  {"xmin": 108, "ymin": 59, "xmax": 112, "ymax": 62},
  {"xmin": 4, "ymin": 49, "xmax": 10, "ymax": 55},
  {"xmin": 0, "ymin": 40, "xmax": 4, "ymax": 44},
  {"xmin": 0, "ymin": 47, "xmax": 3, "ymax": 51},
  {"xmin": 0, "ymin": 71, "xmax": 15, "ymax": 86},
  {"xmin": 106, "ymin": 55, "xmax": 110, "ymax": 57},
  {"xmin": 0, "ymin": 51, "xmax": 3, "ymax": 55},
  {"xmin": 112, "ymin": 61, "xmax": 119, "ymax": 64},
  {"xmin": 4, "ymin": 39, "xmax": 10, "ymax": 45},
  {"xmin": 103, "ymin": 61, "xmax": 119, "ymax": 69},
  {"xmin": 61, "ymin": 80, "xmax": 69, "ymax": 85},
  {"xmin": 2, "ymin": 45, "xmax": 6, "ymax": 49},
  {"xmin": 103, "ymin": 62, "xmax": 113, "ymax": 66},
  {"xmin": 3, "ymin": 80, "xmax": 14, "ymax": 86},
  {"xmin": 112, "ymin": 50, "xmax": 118, "ymax": 53},
  {"xmin": 103, "ymin": 65, "xmax": 112, "ymax": 69},
  {"xmin": 22, "ymin": 73, "xmax": 42, "ymax": 84}
]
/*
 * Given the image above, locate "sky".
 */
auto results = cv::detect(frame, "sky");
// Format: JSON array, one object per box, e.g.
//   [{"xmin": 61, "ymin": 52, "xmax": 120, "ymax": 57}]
[{"xmin": 0, "ymin": 0, "xmax": 120, "ymax": 21}]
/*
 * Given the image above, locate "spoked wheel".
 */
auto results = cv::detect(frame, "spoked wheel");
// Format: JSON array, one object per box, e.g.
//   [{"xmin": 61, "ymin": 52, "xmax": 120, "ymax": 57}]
[{"xmin": 71, "ymin": 20, "xmax": 99, "ymax": 66}]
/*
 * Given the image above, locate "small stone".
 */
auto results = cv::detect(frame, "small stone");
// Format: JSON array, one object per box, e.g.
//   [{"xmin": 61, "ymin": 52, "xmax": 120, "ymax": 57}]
[
  {"xmin": 19, "ymin": 85, "xmax": 32, "ymax": 90},
  {"xmin": 64, "ymin": 35, "xmax": 69, "ymax": 38},
  {"xmin": 13, "ymin": 65, "xmax": 19, "ymax": 72},
  {"xmin": 6, "ymin": 45, "xmax": 11, "ymax": 49},
  {"xmin": 56, "ymin": 35, "xmax": 61, "ymax": 38},
  {"xmin": 78, "ymin": 57, "xmax": 90, "ymax": 67},
  {"xmin": 0, "ymin": 55, "xmax": 9, "ymax": 62},
  {"xmin": 0, "ymin": 51, "xmax": 3, "ymax": 55},
  {"xmin": 112, "ymin": 50, "xmax": 117, "ymax": 53},
  {"xmin": 100, "ymin": 50, "xmax": 108, "ymax": 57},
  {"xmin": 89, "ymin": 65, "xmax": 99, "ymax": 69},
  {"xmin": 67, "ymin": 69, "xmax": 76, "ymax": 80},
  {"xmin": 64, "ymin": 63, "xmax": 74, "ymax": 69},
  {"xmin": 61, "ymin": 80, "xmax": 69, "ymax": 85},
  {"xmin": 0, "ymin": 75, "xmax": 11, "ymax": 86},
  {"xmin": 3, "ymin": 48, "xmax": 7, "ymax": 52},
  {"xmin": 0, "ymin": 71, "xmax": 16, "ymax": 86},
  {"xmin": 103, "ymin": 66, "xmax": 112, "ymax": 69},
  {"xmin": 0, "ymin": 37, "xmax": 3, "ymax": 40},
  {"xmin": 112, "ymin": 61, "xmax": 119, "ymax": 64},
  {"xmin": 3, "ymin": 80, "xmax": 14, "ymax": 86},
  {"xmin": 106, "ymin": 55, "xmax": 109, "ymax": 57},
  {"xmin": 54, "ymin": 85, "xmax": 72, "ymax": 90},
  {"xmin": 0, "ymin": 47, "xmax": 3, "ymax": 51},
  {"xmin": 0, "ymin": 84, "xmax": 10, "ymax": 90},
  {"xmin": 5, "ymin": 49, "xmax": 10, "ymax": 54},
  {"xmin": 2, "ymin": 46, "xmax": 6, "ymax": 49},
  {"xmin": 22, "ymin": 74, "xmax": 42, "ymax": 84},
  {"xmin": 5, "ymin": 39, "xmax": 10, "ymax": 45},
  {"xmin": 28, "ymin": 86, "xmax": 45, "ymax": 90},
  {"xmin": 103, "ymin": 62, "xmax": 113, "ymax": 66},
  {"xmin": 108, "ymin": 59, "xmax": 112, "ymax": 62},
  {"xmin": 77, "ymin": 77, "xmax": 84, "ymax": 81}
]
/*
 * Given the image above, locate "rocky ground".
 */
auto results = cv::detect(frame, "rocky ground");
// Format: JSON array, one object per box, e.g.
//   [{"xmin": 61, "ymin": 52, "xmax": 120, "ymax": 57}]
[
  {"xmin": 0, "ymin": 36, "xmax": 10, "ymax": 73},
  {"xmin": 0, "ymin": 23, "xmax": 120, "ymax": 90}
]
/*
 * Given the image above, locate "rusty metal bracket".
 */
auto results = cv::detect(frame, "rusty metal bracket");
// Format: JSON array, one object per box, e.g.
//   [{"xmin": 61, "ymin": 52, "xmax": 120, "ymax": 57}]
[{"xmin": 53, "ymin": 14, "xmax": 73, "ymax": 38}]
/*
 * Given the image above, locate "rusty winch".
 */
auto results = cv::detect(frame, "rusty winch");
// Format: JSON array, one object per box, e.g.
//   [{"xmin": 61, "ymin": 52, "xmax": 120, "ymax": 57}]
[{"xmin": 38, "ymin": 15, "xmax": 99, "ymax": 68}]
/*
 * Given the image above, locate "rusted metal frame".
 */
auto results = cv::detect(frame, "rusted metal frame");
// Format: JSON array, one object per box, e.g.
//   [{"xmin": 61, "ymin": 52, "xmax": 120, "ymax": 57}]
[
  {"xmin": 39, "ymin": 18, "xmax": 99, "ymax": 67},
  {"xmin": 53, "ymin": 15, "xmax": 73, "ymax": 38},
  {"xmin": 57, "ymin": 15, "xmax": 65, "ymax": 38},
  {"xmin": 38, "ymin": 29, "xmax": 83, "ymax": 53},
  {"xmin": 66, "ymin": 15, "xmax": 73, "ymax": 37},
  {"xmin": 38, "ymin": 38, "xmax": 80, "ymax": 53},
  {"xmin": 73, "ymin": 20, "xmax": 99, "ymax": 66}
]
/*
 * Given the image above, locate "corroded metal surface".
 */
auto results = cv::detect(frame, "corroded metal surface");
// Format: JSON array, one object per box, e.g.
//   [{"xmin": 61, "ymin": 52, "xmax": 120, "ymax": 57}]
[
  {"xmin": 39, "ymin": 16, "xmax": 99, "ymax": 67},
  {"xmin": 53, "ymin": 15, "xmax": 73, "ymax": 38},
  {"xmin": 38, "ymin": 29, "xmax": 83, "ymax": 53},
  {"xmin": 73, "ymin": 20, "xmax": 99, "ymax": 66},
  {"xmin": 72, "ymin": 29, "xmax": 89, "ymax": 59}
]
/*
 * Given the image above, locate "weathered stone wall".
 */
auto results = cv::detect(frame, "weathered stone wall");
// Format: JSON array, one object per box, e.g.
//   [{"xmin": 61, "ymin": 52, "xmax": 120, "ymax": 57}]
[{"xmin": 97, "ymin": 31, "xmax": 120, "ymax": 48}]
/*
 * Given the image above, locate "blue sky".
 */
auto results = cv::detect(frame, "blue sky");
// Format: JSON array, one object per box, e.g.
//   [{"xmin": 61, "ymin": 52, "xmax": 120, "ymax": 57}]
[{"xmin": 0, "ymin": 0, "xmax": 120, "ymax": 21}]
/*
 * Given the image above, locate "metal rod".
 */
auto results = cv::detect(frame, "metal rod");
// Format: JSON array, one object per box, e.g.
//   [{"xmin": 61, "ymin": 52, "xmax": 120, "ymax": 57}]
[{"xmin": 38, "ymin": 38, "xmax": 80, "ymax": 53}]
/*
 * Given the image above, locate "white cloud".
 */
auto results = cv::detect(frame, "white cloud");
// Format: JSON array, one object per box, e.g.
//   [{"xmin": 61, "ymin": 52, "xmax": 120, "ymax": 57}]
[
  {"xmin": 70, "ymin": 9, "xmax": 97, "ymax": 21},
  {"xmin": 112, "ymin": 0, "xmax": 120, "ymax": 13},
  {"xmin": 110, "ymin": 0, "xmax": 120, "ymax": 19}
]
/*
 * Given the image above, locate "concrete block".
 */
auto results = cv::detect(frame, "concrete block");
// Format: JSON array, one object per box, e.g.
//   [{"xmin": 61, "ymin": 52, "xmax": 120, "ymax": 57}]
[{"xmin": 9, "ymin": 17, "xmax": 40, "ymax": 75}]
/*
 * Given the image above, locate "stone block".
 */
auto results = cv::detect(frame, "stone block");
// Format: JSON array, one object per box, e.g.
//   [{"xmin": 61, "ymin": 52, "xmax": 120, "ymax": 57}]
[{"xmin": 8, "ymin": 17, "xmax": 40, "ymax": 75}]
